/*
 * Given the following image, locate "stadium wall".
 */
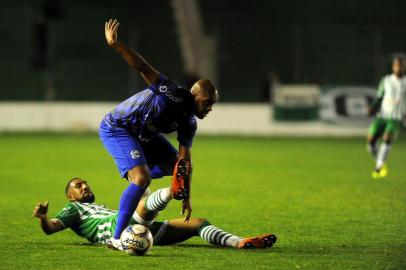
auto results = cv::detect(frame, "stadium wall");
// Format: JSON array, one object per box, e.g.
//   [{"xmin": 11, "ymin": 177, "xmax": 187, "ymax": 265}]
[{"xmin": 0, "ymin": 102, "xmax": 366, "ymax": 137}]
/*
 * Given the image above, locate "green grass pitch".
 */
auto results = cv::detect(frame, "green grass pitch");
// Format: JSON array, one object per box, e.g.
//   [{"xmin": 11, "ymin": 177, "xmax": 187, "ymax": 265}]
[{"xmin": 0, "ymin": 134, "xmax": 405, "ymax": 269}]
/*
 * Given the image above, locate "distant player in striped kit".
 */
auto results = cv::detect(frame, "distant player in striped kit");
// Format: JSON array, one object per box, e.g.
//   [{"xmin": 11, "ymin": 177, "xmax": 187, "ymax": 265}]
[
  {"xmin": 32, "ymin": 178, "xmax": 277, "ymax": 249},
  {"xmin": 367, "ymin": 56, "xmax": 406, "ymax": 178}
]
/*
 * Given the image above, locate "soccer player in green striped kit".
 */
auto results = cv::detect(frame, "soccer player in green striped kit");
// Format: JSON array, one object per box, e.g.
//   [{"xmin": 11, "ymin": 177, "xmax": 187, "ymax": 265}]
[
  {"xmin": 32, "ymin": 178, "xmax": 277, "ymax": 250},
  {"xmin": 367, "ymin": 56, "xmax": 406, "ymax": 179}
]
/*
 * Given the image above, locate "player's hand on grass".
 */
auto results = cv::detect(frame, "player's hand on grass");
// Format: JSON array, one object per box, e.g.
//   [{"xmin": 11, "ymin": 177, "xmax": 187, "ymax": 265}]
[
  {"xmin": 105, "ymin": 19, "xmax": 119, "ymax": 47},
  {"xmin": 181, "ymin": 199, "xmax": 192, "ymax": 222},
  {"xmin": 32, "ymin": 201, "xmax": 49, "ymax": 219}
]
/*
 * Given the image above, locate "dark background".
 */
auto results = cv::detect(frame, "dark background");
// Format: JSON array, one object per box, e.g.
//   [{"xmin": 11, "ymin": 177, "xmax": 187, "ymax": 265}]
[{"xmin": 1, "ymin": 0, "xmax": 406, "ymax": 102}]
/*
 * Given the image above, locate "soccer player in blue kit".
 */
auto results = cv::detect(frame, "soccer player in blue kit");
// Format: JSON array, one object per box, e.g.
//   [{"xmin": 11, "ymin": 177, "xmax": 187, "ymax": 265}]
[{"xmin": 100, "ymin": 19, "xmax": 219, "ymax": 249}]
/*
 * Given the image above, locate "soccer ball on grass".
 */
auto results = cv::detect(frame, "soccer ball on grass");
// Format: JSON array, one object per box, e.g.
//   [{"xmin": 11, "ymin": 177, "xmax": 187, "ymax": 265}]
[{"xmin": 120, "ymin": 224, "xmax": 153, "ymax": 256}]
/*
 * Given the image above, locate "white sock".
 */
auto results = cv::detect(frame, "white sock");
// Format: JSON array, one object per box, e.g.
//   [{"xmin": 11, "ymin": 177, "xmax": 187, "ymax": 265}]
[{"xmin": 376, "ymin": 142, "xmax": 391, "ymax": 170}]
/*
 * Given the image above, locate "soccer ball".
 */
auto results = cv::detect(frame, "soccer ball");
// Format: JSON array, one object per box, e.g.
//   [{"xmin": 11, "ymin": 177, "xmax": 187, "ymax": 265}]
[{"xmin": 120, "ymin": 224, "xmax": 153, "ymax": 256}]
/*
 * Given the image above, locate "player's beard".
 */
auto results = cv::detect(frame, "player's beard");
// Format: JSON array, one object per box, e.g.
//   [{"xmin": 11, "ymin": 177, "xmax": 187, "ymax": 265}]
[{"xmin": 80, "ymin": 193, "xmax": 95, "ymax": 203}]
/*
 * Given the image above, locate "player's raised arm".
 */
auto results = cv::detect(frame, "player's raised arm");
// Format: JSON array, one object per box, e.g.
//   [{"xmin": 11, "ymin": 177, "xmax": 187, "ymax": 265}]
[
  {"xmin": 104, "ymin": 19, "xmax": 159, "ymax": 86},
  {"xmin": 32, "ymin": 201, "xmax": 64, "ymax": 235}
]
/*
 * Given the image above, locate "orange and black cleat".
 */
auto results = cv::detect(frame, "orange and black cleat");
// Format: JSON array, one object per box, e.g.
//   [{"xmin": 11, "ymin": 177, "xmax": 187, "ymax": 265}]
[
  {"xmin": 171, "ymin": 159, "xmax": 191, "ymax": 200},
  {"xmin": 238, "ymin": 234, "xmax": 277, "ymax": 249}
]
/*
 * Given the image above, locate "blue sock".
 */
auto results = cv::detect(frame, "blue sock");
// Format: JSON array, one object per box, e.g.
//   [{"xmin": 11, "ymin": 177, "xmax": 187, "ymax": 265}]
[
  {"xmin": 113, "ymin": 183, "xmax": 145, "ymax": 239},
  {"xmin": 150, "ymin": 165, "xmax": 166, "ymax": 179}
]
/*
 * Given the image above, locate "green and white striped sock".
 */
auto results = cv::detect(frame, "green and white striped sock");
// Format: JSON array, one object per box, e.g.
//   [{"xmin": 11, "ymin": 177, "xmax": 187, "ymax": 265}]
[
  {"xmin": 198, "ymin": 221, "xmax": 242, "ymax": 248},
  {"xmin": 144, "ymin": 187, "xmax": 172, "ymax": 212}
]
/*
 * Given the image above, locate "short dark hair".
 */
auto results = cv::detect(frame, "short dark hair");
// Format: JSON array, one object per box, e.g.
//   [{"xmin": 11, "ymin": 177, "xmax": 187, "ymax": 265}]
[
  {"xmin": 65, "ymin": 177, "xmax": 81, "ymax": 195},
  {"xmin": 393, "ymin": 54, "xmax": 406, "ymax": 63}
]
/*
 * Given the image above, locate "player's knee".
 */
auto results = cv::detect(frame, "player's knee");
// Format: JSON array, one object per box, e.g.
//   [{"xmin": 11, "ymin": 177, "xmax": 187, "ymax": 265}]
[
  {"xmin": 184, "ymin": 218, "xmax": 207, "ymax": 234},
  {"xmin": 382, "ymin": 134, "xmax": 392, "ymax": 144},
  {"xmin": 127, "ymin": 168, "xmax": 151, "ymax": 188},
  {"xmin": 192, "ymin": 218, "xmax": 207, "ymax": 227},
  {"xmin": 367, "ymin": 135, "xmax": 376, "ymax": 144},
  {"xmin": 135, "ymin": 174, "xmax": 151, "ymax": 188}
]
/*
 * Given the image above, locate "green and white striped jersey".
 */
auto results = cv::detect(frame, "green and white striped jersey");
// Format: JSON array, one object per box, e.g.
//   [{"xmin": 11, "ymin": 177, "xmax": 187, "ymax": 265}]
[
  {"xmin": 377, "ymin": 74, "xmax": 406, "ymax": 120},
  {"xmin": 54, "ymin": 202, "xmax": 123, "ymax": 244}
]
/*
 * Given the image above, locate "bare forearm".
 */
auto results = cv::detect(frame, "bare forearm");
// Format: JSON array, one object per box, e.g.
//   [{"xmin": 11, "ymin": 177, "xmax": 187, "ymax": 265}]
[
  {"xmin": 111, "ymin": 42, "xmax": 158, "ymax": 85},
  {"xmin": 39, "ymin": 216, "xmax": 61, "ymax": 235},
  {"xmin": 111, "ymin": 42, "xmax": 149, "ymax": 71},
  {"xmin": 179, "ymin": 146, "xmax": 192, "ymax": 173},
  {"xmin": 179, "ymin": 146, "xmax": 193, "ymax": 192},
  {"xmin": 179, "ymin": 145, "xmax": 192, "ymax": 161}
]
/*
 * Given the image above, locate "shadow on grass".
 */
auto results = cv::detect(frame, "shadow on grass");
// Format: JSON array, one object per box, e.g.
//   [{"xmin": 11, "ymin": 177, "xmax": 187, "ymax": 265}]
[
  {"xmin": 70, "ymin": 243, "xmax": 225, "ymax": 250},
  {"xmin": 70, "ymin": 242, "xmax": 103, "ymax": 247},
  {"xmin": 27, "ymin": 241, "xmax": 274, "ymax": 253},
  {"xmin": 29, "ymin": 241, "xmax": 404, "ymax": 258},
  {"xmin": 271, "ymin": 243, "xmax": 406, "ymax": 256},
  {"xmin": 167, "ymin": 243, "xmax": 223, "ymax": 250},
  {"xmin": 163, "ymin": 243, "xmax": 277, "ymax": 253}
]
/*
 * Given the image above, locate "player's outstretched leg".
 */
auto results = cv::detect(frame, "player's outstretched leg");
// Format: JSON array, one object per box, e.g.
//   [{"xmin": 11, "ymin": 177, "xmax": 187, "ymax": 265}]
[
  {"xmin": 197, "ymin": 220, "xmax": 243, "ymax": 248},
  {"xmin": 374, "ymin": 142, "xmax": 390, "ymax": 178},
  {"xmin": 156, "ymin": 218, "xmax": 277, "ymax": 249},
  {"xmin": 373, "ymin": 132, "xmax": 392, "ymax": 179},
  {"xmin": 366, "ymin": 138, "xmax": 378, "ymax": 159},
  {"xmin": 126, "ymin": 187, "xmax": 174, "ymax": 227},
  {"xmin": 367, "ymin": 118, "xmax": 385, "ymax": 178},
  {"xmin": 107, "ymin": 166, "xmax": 151, "ymax": 250},
  {"xmin": 198, "ymin": 220, "xmax": 277, "ymax": 249},
  {"xmin": 366, "ymin": 118, "xmax": 384, "ymax": 161}
]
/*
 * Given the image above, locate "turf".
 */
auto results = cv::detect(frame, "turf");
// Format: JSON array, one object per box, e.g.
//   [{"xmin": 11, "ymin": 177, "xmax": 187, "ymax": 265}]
[{"xmin": 0, "ymin": 134, "xmax": 405, "ymax": 270}]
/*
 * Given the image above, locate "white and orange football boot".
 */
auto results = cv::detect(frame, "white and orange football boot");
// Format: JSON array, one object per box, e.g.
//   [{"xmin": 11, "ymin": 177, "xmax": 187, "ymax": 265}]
[{"xmin": 238, "ymin": 234, "xmax": 277, "ymax": 249}]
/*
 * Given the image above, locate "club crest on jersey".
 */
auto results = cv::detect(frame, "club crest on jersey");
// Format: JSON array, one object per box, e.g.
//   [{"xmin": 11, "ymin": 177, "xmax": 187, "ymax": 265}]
[{"xmin": 130, "ymin": 150, "xmax": 141, "ymax": 159}]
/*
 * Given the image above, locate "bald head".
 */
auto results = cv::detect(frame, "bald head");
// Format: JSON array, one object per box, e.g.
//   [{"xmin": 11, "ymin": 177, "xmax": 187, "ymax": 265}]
[
  {"xmin": 191, "ymin": 79, "xmax": 218, "ymax": 99},
  {"xmin": 190, "ymin": 79, "xmax": 218, "ymax": 119}
]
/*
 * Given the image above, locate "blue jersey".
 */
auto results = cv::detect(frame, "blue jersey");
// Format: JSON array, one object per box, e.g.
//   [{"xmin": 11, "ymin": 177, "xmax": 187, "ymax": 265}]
[{"xmin": 104, "ymin": 74, "xmax": 197, "ymax": 147}]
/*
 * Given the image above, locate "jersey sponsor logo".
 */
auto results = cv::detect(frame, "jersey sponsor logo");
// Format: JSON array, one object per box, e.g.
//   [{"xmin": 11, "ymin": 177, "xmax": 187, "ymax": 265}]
[
  {"xmin": 130, "ymin": 150, "xmax": 141, "ymax": 159},
  {"xmin": 159, "ymin": 86, "xmax": 168, "ymax": 93},
  {"xmin": 159, "ymin": 85, "xmax": 183, "ymax": 102},
  {"xmin": 165, "ymin": 91, "xmax": 182, "ymax": 102}
]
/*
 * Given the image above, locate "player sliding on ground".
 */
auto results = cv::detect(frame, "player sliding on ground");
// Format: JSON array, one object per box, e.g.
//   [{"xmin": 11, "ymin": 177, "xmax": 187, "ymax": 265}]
[
  {"xmin": 32, "ymin": 178, "xmax": 277, "ymax": 250},
  {"xmin": 99, "ymin": 19, "xmax": 218, "ymax": 249},
  {"xmin": 367, "ymin": 56, "xmax": 406, "ymax": 179}
]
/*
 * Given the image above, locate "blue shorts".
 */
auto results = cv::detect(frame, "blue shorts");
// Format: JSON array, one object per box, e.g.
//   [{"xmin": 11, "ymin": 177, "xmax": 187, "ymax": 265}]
[{"xmin": 99, "ymin": 120, "xmax": 178, "ymax": 178}]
